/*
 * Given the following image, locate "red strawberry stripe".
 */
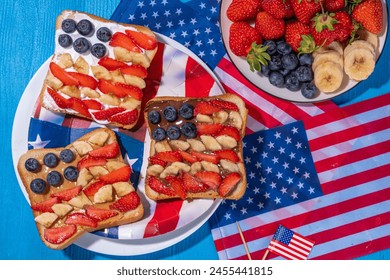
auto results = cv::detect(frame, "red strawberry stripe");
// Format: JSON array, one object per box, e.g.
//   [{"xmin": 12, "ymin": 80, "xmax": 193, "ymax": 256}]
[
  {"xmin": 44, "ymin": 224, "xmax": 77, "ymax": 245},
  {"xmin": 110, "ymin": 192, "xmax": 141, "ymax": 212},
  {"xmin": 65, "ymin": 213, "xmax": 97, "ymax": 228},
  {"xmin": 68, "ymin": 72, "xmax": 98, "ymax": 89},
  {"xmin": 165, "ymin": 176, "xmax": 187, "ymax": 200},
  {"xmin": 194, "ymin": 171, "xmax": 222, "ymax": 190},
  {"xmin": 110, "ymin": 32, "xmax": 142, "ymax": 53},
  {"xmin": 31, "ymin": 197, "xmax": 60, "ymax": 213},
  {"xmin": 210, "ymin": 99, "xmax": 239, "ymax": 111},
  {"xmin": 125, "ymin": 30, "xmax": 158, "ymax": 50},
  {"xmin": 218, "ymin": 172, "xmax": 242, "ymax": 197},
  {"xmin": 77, "ymin": 156, "xmax": 107, "ymax": 171},
  {"xmin": 178, "ymin": 151, "xmax": 199, "ymax": 164},
  {"xmin": 120, "ymin": 64, "xmax": 148, "ymax": 78},
  {"xmin": 88, "ymin": 142, "xmax": 120, "ymax": 158},
  {"xmin": 99, "ymin": 165, "xmax": 131, "ymax": 184},
  {"xmin": 190, "ymin": 151, "xmax": 220, "ymax": 164},
  {"xmin": 86, "ymin": 206, "xmax": 118, "ymax": 221},
  {"xmin": 92, "ymin": 107, "xmax": 126, "ymax": 121},
  {"xmin": 149, "ymin": 156, "xmax": 168, "ymax": 167},
  {"xmin": 218, "ymin": 126, "xmax": 241, "ymax": 141},
  {"xmin": 155, "ymin": 151, "xmax": 183, "ymax": 163},
  {"xmin": 83, "ymin": 180, "xmax": 106, "ymax": 196},
  {"xmin": 182, "ymin": 172, "xmax": 209, "ymax": 193},
  {"xmin": 196, "ymin": 123, "xmax": 224, "ymax": 136},
  {"xmin": 98, "ymin": 80, "xmax": 143, "ymax": 100},
  {"xmin": 69, "ymin": 98, "xmax": 91, "ymax": 118},
  {"xmin": 49, "ymin": 62, "xmax": 79, "ymax": 86},
  {"xmin": 194, "ymin": 101, "xmax": 221, "ymax": 115},
  {"xmin": 98, "ymin": 57, "xmax": 128, "ymax": 71},
  {"xmin": 83, "ymin": 99, "xmax": 103, "ymax": 110},
  {"xmin": 47, "ymin": 87, "xmax": 71, "ymax": 109},
  {"xmin": 215, "ymin": 149, "xmax": 240, "ymax": 163},
  {"xmin": 109, "ymin": 109, "xmax": 139, "ymax": 125},
  {"xmin": 51, "ymin": 186, "xmax": 82, "ymax": 201},
  {"xmin": 148, "ymin": 176, "xmax": 176, "ymax": 196}
]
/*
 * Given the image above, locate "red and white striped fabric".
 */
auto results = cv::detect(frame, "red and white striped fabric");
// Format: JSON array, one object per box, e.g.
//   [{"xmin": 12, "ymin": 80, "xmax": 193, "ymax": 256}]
[{"xmin": 211, "ymin": 92, "xmax": 390, "ymax": 260}]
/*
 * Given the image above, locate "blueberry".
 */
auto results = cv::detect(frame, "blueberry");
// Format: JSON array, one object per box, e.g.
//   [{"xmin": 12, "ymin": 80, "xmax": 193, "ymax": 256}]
[
  {"xmin": 47, "ymin": 171, "xmax": 63, "ymax": 187},
  {"xmin": 96, "ymin": 27, "xmax": 112, "ymax": 42},
  {"xmin": 163, "ymin": 106, "xmax": 178, "ymax": 122},
  {"xmin": 269, "ymin": 71, "xmax": 285, "ymax": 88},
  {"xmin": 64, "ymin": 166, "xmax": 78, "ymax": 182},
  {"xmin": 261, "ymin": 65, "xmax": 271, "ymax": 77},
  {"xmin": 148, "ymin": 110, "xmax": 161, "ymax": 124},
  {"xmin": 73, "ymin": 37, "xmax": 91, "ymax": 54},
  {"xmin": 61, "ymin": 19, "xmax": 76, "ymax": 33},
  {"xmin": 60, "ymin": 149, "xmax": 75, "ymax": 163},
  {"xmin": 76, "ymin": 19, "xmax": 94, "ymax": 36},
  {"xmin": 152, "ymin": 127, "xmax": 166, "ymax": 141},
  {"xmin": 167, "ymin": 125, "xmax": 181, "ymax": 140},
  {"xmin": 181, "ymin": 122, "xmax": 197, "ymax": 139},
  {"xmin": 268, "ymin": 55, "xmax": 282, "ymax": 71},
  {"xmin": 30, "ymin": 178, "xmax": 48, "ymax": 194},
  {"xmin": 58, "ymin": 34, "xmax": 73, "ymax": 48},
  {"xmin": 301, "ymin": 82, "xmax": 318, "ymax": 99},
  {"xmin": 277, "ymin": 41, "xmax": 292, "ymax": 55},
  {"xmin": 25, "ymin": 158, "xmax": 41, "ymax": 173},
  {"xmin": 264, "ymin": 40, "xmax": 277, "ymax": 55},
  {"xmin": 43, "ymin": 153, "xmax": 58, "ymax": 168},
  {"xmin": 295, "ymin": 66, "xmax": 313, "ymax": 82},
  {"xmin": 299, "ymin": 53, "xmax": 314, "ymax": 66},
  {"xmin": 281, "ymin": 53, "xmax": 299, "ymax": 70},
  {"xmin": 285, "ymin": 72, "xmax": 301, "ymax": 91},
  {"xmin": 179, "ymin": 103, "xmax": 194, "ymax": 120},
  {"xmin": 91, "ymin": 43, "xmax": 107, "ymax": 58}
]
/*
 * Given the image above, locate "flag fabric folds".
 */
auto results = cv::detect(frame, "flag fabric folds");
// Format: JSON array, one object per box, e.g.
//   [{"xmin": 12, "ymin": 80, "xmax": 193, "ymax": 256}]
[
  {"xmin": 210, "ymin": 93, "xmax": 390, "ymax": 260},
  {"xmin": 267, "ymin": 225, "xmax": 315, "ymax": 260}
]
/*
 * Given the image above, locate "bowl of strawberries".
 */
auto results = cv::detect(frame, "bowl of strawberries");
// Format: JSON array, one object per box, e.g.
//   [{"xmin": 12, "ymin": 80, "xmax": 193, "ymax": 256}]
[{"xmin": 220, "ymin": 0, "xmax": 388, "ymax": 102}]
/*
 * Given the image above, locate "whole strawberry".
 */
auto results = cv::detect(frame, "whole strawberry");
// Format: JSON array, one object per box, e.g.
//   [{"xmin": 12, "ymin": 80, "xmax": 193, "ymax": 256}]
[
  {"xmin": 310, "ymin": 12, "xmax": 338, "ymax": 46},
  {"xmin": 261, "ymin": 0, "xmax": 295, "ymax": 19},
  {"xmin": 255, "ymin": 11, "xmax": 285, "ymax": 40},
  {"xmin": 227, "ymin": 0, "xmax": 263, "ymax": 22},
  {"xmin": 292, "ymin": 0, "xmax": 323, "ymax": 24},
  {"xmin": 352, "ymin": 0, "xmax": 383, "ymax": 34},
  {"xmin": 333, "ymin": 11, "xmax": 353, "ymax": 42},
  {"xmin": 285, "ymin": 21, "xmax": 316, "ymax": 53},
  {"xmin": 229, "ymin": 21, "xmax": 262, "ymax": 56},
  {"xmin": 324, "ymin": 0, "xmax": 346, "ymax": 12}
]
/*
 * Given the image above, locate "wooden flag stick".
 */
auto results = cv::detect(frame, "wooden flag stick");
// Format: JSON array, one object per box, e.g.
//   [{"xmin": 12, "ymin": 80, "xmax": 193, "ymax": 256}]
[
  {"xmin": 262, "ymin": 249, "xmax": 270, "ymax": 260},
  {"xmin": 235, "ymin": 221, "xmax": 252, "ymax": 260}
]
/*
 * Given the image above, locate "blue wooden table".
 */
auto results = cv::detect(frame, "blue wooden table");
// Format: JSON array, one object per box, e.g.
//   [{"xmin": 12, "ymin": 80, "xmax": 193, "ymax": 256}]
[{"xmin": 1, "ymin": 0, "xmax": 389, "ymax": 260}]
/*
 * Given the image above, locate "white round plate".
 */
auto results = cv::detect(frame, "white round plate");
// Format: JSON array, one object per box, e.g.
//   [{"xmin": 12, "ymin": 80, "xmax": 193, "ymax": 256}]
[
  {"xmin": 220, "ymin": 0, "xmax": 388, "ymax": 103},
  {"xmin": 12, "ymin": 33, "xmax": 223, "ymax": 256}
]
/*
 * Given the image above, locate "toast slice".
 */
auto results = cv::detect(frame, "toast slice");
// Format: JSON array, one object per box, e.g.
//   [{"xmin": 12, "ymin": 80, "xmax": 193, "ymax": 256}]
[
  {"xmin": 144, "ymin": 93, "xmax": 248, "ymax": 201},
  {"xmin": 40, "ymin": 10, "xmax": 158, "ymax": 129},
  {"xmin": 17, "ymin": 128, "xmax": 144, "ymax": 249}
]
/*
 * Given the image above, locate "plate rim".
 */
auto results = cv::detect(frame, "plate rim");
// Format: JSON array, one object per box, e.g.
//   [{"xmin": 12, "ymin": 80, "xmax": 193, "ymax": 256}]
[
  {"xmin": 219, "ymin": 0, "xmax": 389, "ymax": 103},
  {"xmin": 11, "ymin": 33, "xmax": 223, "ymax": 256}
]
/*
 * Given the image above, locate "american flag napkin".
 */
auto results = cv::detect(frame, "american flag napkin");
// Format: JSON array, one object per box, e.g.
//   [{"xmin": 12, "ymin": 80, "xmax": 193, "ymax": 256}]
[{"xmin": 210, "ymin": 92, "xmax": 390, "ymax": 260}]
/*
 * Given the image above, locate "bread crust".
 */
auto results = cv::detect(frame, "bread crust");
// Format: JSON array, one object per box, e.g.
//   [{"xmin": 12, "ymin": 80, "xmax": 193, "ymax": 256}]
[
  {"xmin": 40, "ymin": 10, "xmax": 158, "ymax": 130},
  {"xmin": 144, "ymin": 93, "xmax": 248, "ymax": 201},
  {"xmin": 18, "ymin": 128, "xmax": 144, "ymax": 249}
]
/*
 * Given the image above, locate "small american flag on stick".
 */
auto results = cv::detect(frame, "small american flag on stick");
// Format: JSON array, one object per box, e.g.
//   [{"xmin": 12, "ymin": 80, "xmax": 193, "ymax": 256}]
[{"xmin": 264, "ymin": 225, "xmax": 315, "ymax": 260}]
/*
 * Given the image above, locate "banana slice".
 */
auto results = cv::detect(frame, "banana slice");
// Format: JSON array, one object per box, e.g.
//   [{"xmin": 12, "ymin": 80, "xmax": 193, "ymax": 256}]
[
  {"xmin": 314, "ymin": 61, "xmax": 344, "ymax": 93},
  {"xmin": 344, "ymin": 40, "xmax": 375, "ymax": 58},
  {"xmin": 313, "ymin": 41, "xmax": 344, "ymax": 58},
  {"xmin": 312, "ymin": 50, "xmax": 343, "ymax": 71},
  {"xmin": 344, "ymin": 48, "xmax": 375, "ymax": 81},
  {"xmin": 356, "ymin": 29, "xmax": 379, "ymax": 51}
]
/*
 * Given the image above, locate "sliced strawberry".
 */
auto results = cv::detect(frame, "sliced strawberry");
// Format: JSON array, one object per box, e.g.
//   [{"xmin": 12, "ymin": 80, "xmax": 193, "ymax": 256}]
[
  {"xmin": 194, "ymin": 171, "xmax": 222, "ymax": 190},
  {"xmin": 65, "ymin": 213, "xmax": 97, "ymax": 228},
  {"xmin": 83, "ymin": 180, "xmax": 105, "ymax": 196},
  {"xmin": 109, "ymin": 191, "xmax": 140, "ymax": 212},
  {"xmin": 88, "ymin": 142, "xmax": 120, "ymax": 158},
  {"xmin": 149, "ymin": 156, "xmax": 167, "ymax": 167},
  {"xmin": 197, "ymin": 123, "xmax": 224, "ymax": 136},
  {"xmin": 98, "ymin": 57, "xmax": 128, "ymax": 71},
  {"xmin": 190, "ymin": 151, "xmax": 220, "ymax": 164},
  {"xmin": 31, "ymin": 197, "xmax": 60, "ymax": 213},
  {"xmin": 215, "ymin": 149, "xmax": 240, "ymax": 163},
  {"xmin": 154, "ymin": 151, "xmax": 183, "ymax": 163},
  {"xmin": 109, "ymin": 109, "xmax": 139, "ymax": 125},
  {"xmin": 47, "ymin": 87, "xmax": 71, "ymax": 109},
  {"xmin": 49, "ymin": 62, "xmax": 79, "ymax": 86},
  {"xmin": 82, "ymin": 99, "xmax": 103, "ymax": 110},
  {"xmin": 77, "ymin": 156, "xmax": 107, "ymax": 171},
  {"xmin": 109, "ymin": 32, "xmax": 142, "ymax": 53},
  {"xmin": 218, "ymin": 172, "xmax": 241, "ymax": 197},
  {"xmin": 217, "ymin": 126, "xmax": 241, "ymax": 141},
  {"xmin": 148, "ymin": 176, "xmax": 176, "ymax": 196},
  {"xmin": 98, "ymin": 80, "xmax": 143, "ymax": 100},
  {"xmin": 125, "ymin": 29, "xmax": 158, "ymax": 50},
  {"xmin": 194, "ymin": 101, "xmax": 221, "ymax": 116},
  {"xmin": 165, "ymin": 176, "xmax": 187, "ymax": 200},
  {"xmin": 210, "ymin": 99, "xmax": 239, "ymax": 111},
  {"xmin": 68, "ymin": 72, "xmax": 98, "ymax": 89},
  {"xmin": 182, "ymin": 172, "xmax": 209, "ymax": 193},
  {"xmin": 69, "ymin": 97, "xmax": 91, "ymax": 118},
  {"xmin": 120, "ymin": 64, "xmax": 148, "ymax": 78},
  {"xmin": 178, "ymin": 151, "xmax": 199, "ymax": 164},
  {"xmin": 92, "ymin": 107, "xmax": 126, "ymax": 120},
  {"xmin": 99, "ymin": 165, "xmax": 131, "ymax": 184},
  {"xmin": 86, "ymin": 205, "xmax": 118, "ymax": 222},
  {"xmin": 44, "ymin": 224, "xmax": 77, "ymax": 245},
  {"xmin": 51, "ymin": 186, "xmax": 82, "ymax": 201}
]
